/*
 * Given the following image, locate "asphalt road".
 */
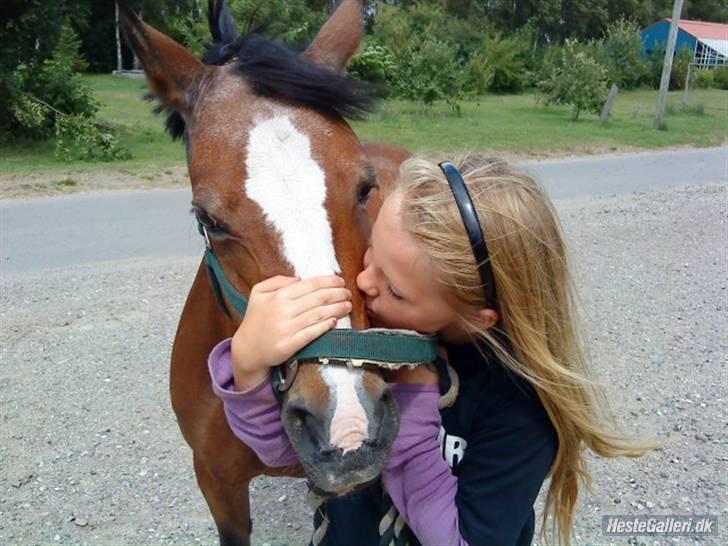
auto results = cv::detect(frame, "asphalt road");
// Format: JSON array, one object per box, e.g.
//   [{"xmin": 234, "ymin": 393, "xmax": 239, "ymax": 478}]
[{"xmin": 1, "ymin": 146, "xmax": 726, "ymax": 275}]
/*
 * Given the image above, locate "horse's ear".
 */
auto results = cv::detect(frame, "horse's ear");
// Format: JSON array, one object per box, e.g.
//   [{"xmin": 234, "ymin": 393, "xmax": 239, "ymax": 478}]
[
  {"xmin": 117, "ymin": 0, "xmax": 204, "ymax": 116},
  {"xmin": 303, "ymin": 0, "xmax": 363, "ymax": 74},
  {"xmin": 208, "ymin": 0, "xmax": 237, "ymax": 44}
]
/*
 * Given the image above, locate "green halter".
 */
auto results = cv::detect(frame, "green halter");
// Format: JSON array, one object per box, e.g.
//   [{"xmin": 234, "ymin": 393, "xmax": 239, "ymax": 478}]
[{"xmin": 199, "ymin": 222, "xmax": 439, "ymax": 392}]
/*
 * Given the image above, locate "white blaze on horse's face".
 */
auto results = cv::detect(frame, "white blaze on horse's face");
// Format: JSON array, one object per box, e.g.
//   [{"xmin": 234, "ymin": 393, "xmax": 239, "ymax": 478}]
[{"xmin": 245, "ymin": 112, "xmax": 368, "ymax": 455}]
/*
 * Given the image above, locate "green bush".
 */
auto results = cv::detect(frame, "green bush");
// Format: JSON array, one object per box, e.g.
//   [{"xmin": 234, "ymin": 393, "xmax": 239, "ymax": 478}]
[
  {"xmin": 691, "ymin": 68, "xmax": 715, "ymax": 89},
  {"xmin": 394, "ymin": 39, "xmax": 466, "ymax": 110},
  {"xmin": 349, "ymin": 41, "xmax": 398, "ymax": 92},
  {"xmin": 643, "ymin": 45, "xmax": 664, "ymax": 88},
  {"xmin": 530, "ymin": 45, "xmax": 561, "ymax": 86},
  {"xmin": 481, "ymin": 32, "xmax": 529, "ymax": 93},
  {"xmin": 7, "ymin": 23, "xmax": 98, "ymax": 138},
  {"xmin": 604, "ymin": 18, "xmax": 646, "ymax": 89},
  {"xmin": 169, "ymin": 0, "xmax": 328, "ymax": 53},
  {"xmin": 644, "ymin": 43, "xmax": 694, "ymax": 89},
  {"xmin": 371, "ymin": 2, "xmax": 506, "ymax": 104},
  {"xmin": 714, "ymin": 66, "xmax": 728, "ymax": 89},
  {"xmin": 373, "ymin": 3, "xmax": 448, "ymax": 59},
  {"xmin": 371, "ymin": 3, "xmax": 469, "ymax": 108},
  {"xmin": 167, "ymin": 14, "xmax": 209, "ymax": 58},
  {"xmin": 3, "ymin": 22, "xmax": 129, "ymax": 161},
  {"xmin": 537, "ymin": 40, "xmax": 609, "ymax": 120},
  {"xmin": 533, "ymin": 39, "xmax": 605, "ymax": 87},
  {"xmin": 463, "ymin": 52, "xmax": 495, "ymax": 95},
  {"xmin": 671, "ymin": 46, "xmax": 695, "ymax": 89}
]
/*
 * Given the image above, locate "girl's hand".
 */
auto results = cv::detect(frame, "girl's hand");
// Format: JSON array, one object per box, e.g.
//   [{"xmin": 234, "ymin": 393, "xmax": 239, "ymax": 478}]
[{"xmin": 231, "ymin": 275, "xmax": 352, "ymax": 390}]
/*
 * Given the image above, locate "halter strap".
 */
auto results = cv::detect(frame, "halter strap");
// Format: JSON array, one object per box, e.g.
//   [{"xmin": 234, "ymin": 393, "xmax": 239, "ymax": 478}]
[{"xmin": 198, "ymin": 221, "xmax": 438, "ymax": 366}]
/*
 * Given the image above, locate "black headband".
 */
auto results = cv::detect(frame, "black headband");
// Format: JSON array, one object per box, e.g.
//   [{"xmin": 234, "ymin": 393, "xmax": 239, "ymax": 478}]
[{"xmin": 439, "ymin": 161, "xmax": 497, "ymax": 305}]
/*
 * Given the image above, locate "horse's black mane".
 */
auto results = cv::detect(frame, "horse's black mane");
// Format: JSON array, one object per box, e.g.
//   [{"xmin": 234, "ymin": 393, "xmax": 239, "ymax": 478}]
[{"xmin": 156, "ymin": 34, "xmax": 374, "ymax": 141}]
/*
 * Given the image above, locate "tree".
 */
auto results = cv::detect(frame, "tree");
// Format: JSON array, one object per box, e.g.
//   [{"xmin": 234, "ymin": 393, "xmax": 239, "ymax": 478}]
[
  {"xmin": 604, "ymin": 18, "xmax": 646, "ymax": 89},
  {"xmin": 683, "ymin": 0, "xmax": 728, "ymax": 22},
  {"xmin": 559, "ymin": 0, "xmax": 609, "ymax": 40},
  {"xmin": 394, "ymin": 39, "xmax": 466, "ymax": 109},
  {"xmin": 1, "ymin": 15, "xmax": 129, "ymax": 160},
  {"xmin": 480, "ymin": 32, "xmax": 530, "ymax": 93},
  {"xmin": 537, "ymin": 40, "xmax": 609, "ymax": 120}
]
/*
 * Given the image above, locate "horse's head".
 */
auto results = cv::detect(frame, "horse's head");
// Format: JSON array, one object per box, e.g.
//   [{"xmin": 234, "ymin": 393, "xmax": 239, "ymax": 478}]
[{"xmin": 118, "ymin": 0, "xmax": 398, "ymax": 494}]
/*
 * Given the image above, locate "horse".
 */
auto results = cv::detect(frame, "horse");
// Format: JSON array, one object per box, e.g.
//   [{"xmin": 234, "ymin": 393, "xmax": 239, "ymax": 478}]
[{"xmin": 117, "ymin": 1, "xmax": 415, "ymax": 544}]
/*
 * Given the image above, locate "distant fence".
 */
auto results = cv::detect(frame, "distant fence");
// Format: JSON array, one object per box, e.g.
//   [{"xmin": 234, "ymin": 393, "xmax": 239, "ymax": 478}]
[{"xmin": 112, "ymin": 70, "xmax": 145, "ymax": 80}]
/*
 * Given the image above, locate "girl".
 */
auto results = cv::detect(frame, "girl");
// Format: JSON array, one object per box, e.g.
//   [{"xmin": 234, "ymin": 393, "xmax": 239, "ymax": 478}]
[{"xmin": 208, "ymin": 155, "xmax": 650, "ymax": 545}]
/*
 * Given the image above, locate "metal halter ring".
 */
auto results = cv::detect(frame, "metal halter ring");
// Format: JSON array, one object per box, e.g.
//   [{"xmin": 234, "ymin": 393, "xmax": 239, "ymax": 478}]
[{"xmin": 275, "ymin": 359, "xmax": 300, "ymax": 392}]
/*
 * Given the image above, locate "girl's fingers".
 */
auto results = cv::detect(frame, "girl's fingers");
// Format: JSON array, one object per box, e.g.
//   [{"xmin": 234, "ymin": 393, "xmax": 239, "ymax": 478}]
[
  {"xmin": 287, "ymin": 317, "xmax": 339, "ymax": 352},
  {"xmin": 290, "ymin": 287, "xmax": 352, "ymax": 316},
  {"xmin": 293, "ymin": 301, "xmax": 352, "ymax": 331},
  {"xmin": 252, "ymin": 275, "xmax": 300, "ymax": 294},
  {"xmin": 280, "ymin": 275, "xmax": 346, "ymax": 300}
]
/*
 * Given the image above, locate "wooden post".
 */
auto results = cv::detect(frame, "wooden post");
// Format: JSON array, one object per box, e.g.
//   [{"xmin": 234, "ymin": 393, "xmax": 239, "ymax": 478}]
[
  {"xmin": 683, "ymin": 62, "xmax": 694, "ymax": 105},
  {"xmin": 600, "ymin": 84, "xmax": 620, "ymax": 124},
  {"xmin": 115, "ymin": 1, "xmax": 122, "ymax": 72},
  {"xmin": 655, "ymin": 0, "xmax": 685, "ymax": 130}
]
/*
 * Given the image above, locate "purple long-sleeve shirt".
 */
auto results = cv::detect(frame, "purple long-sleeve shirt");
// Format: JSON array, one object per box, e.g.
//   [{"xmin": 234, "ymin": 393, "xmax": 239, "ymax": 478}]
[{"xmin": 208, "ymin": 338, "xmax": 467, "ymax": 546}]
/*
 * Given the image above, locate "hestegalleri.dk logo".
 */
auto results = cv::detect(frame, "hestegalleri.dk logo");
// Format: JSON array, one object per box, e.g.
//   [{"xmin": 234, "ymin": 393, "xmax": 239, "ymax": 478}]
[{"xmin": 602, "ymin": 515, "xmax": 717, "ymax": 536}]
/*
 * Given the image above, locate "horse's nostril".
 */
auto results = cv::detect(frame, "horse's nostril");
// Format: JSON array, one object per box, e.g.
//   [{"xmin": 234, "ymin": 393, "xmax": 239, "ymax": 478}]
[{"xmin": 287, "ymin": 404, "xmax": 314, "ymax": 429}]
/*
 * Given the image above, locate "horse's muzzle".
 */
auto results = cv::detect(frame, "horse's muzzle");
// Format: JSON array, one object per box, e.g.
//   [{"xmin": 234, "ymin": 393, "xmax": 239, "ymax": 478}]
[{"xmin": 281, "ymin": 376, "xmax": 399, "ymax": 495}]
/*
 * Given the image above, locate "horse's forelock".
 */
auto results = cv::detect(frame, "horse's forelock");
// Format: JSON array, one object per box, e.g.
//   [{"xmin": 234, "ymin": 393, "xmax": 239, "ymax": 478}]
[{"xmin": 153, "ymin": 33, "xmax": 373, "ymax": 141}]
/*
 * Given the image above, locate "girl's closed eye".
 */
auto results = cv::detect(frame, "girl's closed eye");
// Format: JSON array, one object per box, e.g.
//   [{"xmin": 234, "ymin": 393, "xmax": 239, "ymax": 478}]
[{"xmin": 387, "ymin": 284, "xmax": 404, "ymax": 300}]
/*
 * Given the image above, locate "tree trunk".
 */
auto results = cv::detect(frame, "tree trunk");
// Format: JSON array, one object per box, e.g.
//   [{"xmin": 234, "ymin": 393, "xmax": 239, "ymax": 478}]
[{"xmin": 115, "ymin": 2, "xmax": 122, "ymax": 72}]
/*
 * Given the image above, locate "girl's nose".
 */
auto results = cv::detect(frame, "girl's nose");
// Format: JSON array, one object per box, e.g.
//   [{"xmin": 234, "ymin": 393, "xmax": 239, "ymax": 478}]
[
  {"xmin": 356, "ymin": 267, "xmax": 379, "ymax": 298},
  {"xmin": 356, "ymin": 248, "xmax": 379, "ymax": 298}
]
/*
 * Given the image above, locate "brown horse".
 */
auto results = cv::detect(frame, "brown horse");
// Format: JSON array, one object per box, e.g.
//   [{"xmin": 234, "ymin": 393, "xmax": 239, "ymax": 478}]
[{"xmin": 117, "ymin": 1, "xmax": 412, "ymax": 544}]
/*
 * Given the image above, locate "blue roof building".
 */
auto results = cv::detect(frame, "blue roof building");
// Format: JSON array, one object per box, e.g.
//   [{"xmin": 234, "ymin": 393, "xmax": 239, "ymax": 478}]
[{"xmin": 641, "ymin": 19, "xmax": 727, "ymax": 66}]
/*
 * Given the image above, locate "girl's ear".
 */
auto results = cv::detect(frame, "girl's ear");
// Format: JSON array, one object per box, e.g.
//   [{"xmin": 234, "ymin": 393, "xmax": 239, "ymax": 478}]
[{"xmin": 470, "ymin": 308, "xmax": 500, "ymax": 331}]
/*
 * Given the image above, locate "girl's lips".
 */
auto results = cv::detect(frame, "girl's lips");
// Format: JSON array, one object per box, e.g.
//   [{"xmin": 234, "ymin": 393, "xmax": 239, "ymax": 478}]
[{"xmin": 365, "ymin": 307, "xmax": 388, "ymax": 328}]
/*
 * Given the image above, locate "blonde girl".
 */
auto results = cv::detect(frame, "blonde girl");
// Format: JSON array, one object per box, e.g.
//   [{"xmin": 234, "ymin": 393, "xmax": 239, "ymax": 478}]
[{"xmin": 209, "ymin": 154, "xmax": 651, "ymax": 545}]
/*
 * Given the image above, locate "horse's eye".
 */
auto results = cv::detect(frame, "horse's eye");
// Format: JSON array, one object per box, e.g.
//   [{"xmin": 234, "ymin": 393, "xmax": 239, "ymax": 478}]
[
  {"xmin": 357, "ymin": 181, "xmax": 378, "ymax": 205},
  {"xmin": 193, "ymin": 208, "xmax": 229, "ymax": 236}
]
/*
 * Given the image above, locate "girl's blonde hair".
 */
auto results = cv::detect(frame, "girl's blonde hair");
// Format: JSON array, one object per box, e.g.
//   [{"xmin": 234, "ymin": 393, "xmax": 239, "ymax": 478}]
[{"xmin": 397, "ymin": 154, "xmax": 654, "ymax": 546}]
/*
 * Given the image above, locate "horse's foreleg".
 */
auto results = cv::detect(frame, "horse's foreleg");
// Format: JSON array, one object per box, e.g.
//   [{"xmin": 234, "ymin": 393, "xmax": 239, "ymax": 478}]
[{"xmin": 194, "ymin": 453, "xmax": 253, "ymax": 546}]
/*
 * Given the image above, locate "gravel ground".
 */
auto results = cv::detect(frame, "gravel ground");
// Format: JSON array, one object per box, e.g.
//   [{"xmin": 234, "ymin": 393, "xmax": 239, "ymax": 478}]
[{"xmin": 1, "ymin": 181, "xmax": 725, "ymax": 546}]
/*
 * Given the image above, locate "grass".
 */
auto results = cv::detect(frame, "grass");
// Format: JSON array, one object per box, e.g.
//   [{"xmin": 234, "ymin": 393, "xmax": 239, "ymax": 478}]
[
  {"xmin": 0, "ymin": 74, "xmax": 726, "ymax": 177},
  {"xmin": 352, "ymin": 89, "xmax": 728, "ymax": 154},
  {"xmin": 54, "ymin": 177, "xmax": 78, "ymax": 188},
  {"xmin": 0, "ymin": 75, "xmax": 186, "ymax": 177}
]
